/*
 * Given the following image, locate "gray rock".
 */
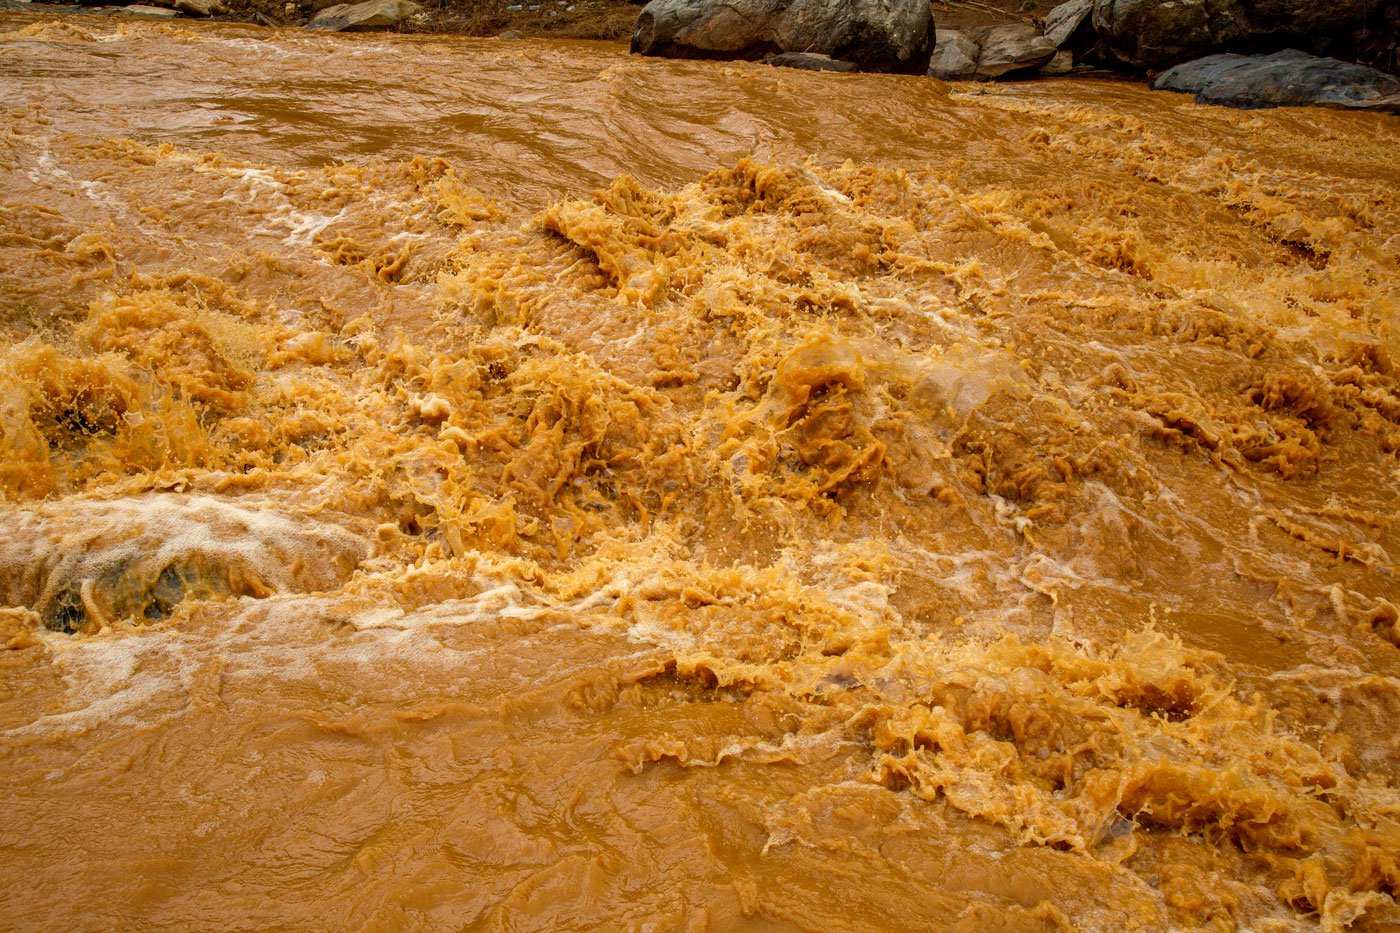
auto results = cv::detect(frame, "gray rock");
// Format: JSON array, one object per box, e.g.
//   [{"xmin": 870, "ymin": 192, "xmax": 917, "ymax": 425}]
[
  {"xmin": 927, "ymin": 28, "xmax": 979, "ymax": 80},
  {"xmin": 1153, "ymin": 49, "xmax": 1400, "ymax": 112},
  {"xmin": 307, "ymin": 0, "xmax": 420, "ymax": 31},
  {"xmin": 766, "ymin": 52, "xmax": 858, "ymax": 72},
  {"xmin": 1043, "ymin": 0, "xmax": 1092, "ymax": 48},
  {"xmin": 121, "ymin": 4, "xmax": 179, "ymax": 15},
  {"xmin": 630, "ymin": 0, "xmax": 938, "ymax": 75},
  {"xmin": 976, "ymin": 22, "xmax": 1057, "ymax": 79},
  {"xmin": 1041, "ymin": 49, "xmax": 1074, "ymax": 75}
]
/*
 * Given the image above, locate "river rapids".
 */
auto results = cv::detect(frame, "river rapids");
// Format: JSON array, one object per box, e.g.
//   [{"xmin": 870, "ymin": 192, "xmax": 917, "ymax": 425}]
[{"xmin": 1, "ymin": 14, "xmax": 1398, "ymax": 931}]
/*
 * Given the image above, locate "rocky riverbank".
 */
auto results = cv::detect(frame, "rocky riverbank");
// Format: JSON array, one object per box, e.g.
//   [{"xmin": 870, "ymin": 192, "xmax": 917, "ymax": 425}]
[
  {"xmin": 3, "ymin": 0, "xmax": 1396, "ymax": 110},
  {"xmin": 0, "ymin": 0, "xmax": 1067, "ymax": 41},
  {"xmin": 0, "ymin": 0, "xmax": 643, "ymax": 37}
]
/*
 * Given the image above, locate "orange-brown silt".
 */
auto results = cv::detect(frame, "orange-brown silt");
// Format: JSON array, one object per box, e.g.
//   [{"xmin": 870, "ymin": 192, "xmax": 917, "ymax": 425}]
[{"xmin": 0, "ymin": 13, "xmax": 1397, "ymax": 930}]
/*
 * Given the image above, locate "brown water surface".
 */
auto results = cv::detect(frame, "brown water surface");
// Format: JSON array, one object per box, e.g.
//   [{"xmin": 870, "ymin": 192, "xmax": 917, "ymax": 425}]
[{"xmin": 1, "ymin": 15, "xmax": 1399, "ymax": 930}]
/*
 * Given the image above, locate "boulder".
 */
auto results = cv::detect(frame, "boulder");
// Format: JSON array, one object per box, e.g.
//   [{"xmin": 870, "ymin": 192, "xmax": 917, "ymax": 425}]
[
  {"xmin": 1244, "ymin": 0, "xmax": 1392, "ymax": 37},
  {"xmin": 630, "ymin": 0, "xmax": 937, "ymax": 75},
  {"xmin": 1090, "ymin": 0, "xmax": 1396, "ymax": 70},
  {"xmin": 121, "ymin": 4, "xmax": 180, "ymax": 15},
  {"xmin": 153, "ymin": 0, "xmax": 225, "ymax": 15},
  {"xmin": 1091, "ymin": 0, "xmax": 1251, "ymax": 70},
  {"xmin": 1153, "ymin": 48, "xmax": 1400, "ymax": 112},
  {"xmin": 976, "ymin": 23, "xmax": 1057, "ymax": 79},
  {"xmin": 927, "ymin": 28, "xmax": 980, "ymax": 80},
  {"xmin": 767, "ymin": 52, "xmax": 858, "ymax": 72},
  {"xmin": 307, "ymin": 0, "xmax": 420, "ymax": 31},
  {"xmin": 1043, "ymin": 0, "xmax": 1092, "ymax": 48}
]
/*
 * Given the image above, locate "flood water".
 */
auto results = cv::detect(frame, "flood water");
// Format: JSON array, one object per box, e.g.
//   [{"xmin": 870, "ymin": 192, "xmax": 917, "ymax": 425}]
[{"xmin": 1, "ymin": 14, "xmax": 1398, "ymax": 930}]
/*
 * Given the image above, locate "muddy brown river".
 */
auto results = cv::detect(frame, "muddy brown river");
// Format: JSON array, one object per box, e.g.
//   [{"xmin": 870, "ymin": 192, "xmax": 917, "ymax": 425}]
[{"xmin": 1, "ymin": 14, "xmax": 1398, "ymax": 930}]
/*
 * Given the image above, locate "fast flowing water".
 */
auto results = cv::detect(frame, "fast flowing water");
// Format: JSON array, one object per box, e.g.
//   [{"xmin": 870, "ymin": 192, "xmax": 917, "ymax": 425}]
[{"xmin": 1, "ymin": 15, "xmax": 1398, "ymax": 930}]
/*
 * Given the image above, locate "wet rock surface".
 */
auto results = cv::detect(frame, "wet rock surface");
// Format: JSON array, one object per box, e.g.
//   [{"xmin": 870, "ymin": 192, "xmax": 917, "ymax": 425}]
[
  {"xmin": 629, "ymin": 0, "xmax": 937, "ymax": 74},
  {"xmin": 1154, "ymin": 48, "xmax": 1400, "ymax": 112},
  {"xmin": 766, "ymin": 51, "xmax": 856, "ymax": 72}
]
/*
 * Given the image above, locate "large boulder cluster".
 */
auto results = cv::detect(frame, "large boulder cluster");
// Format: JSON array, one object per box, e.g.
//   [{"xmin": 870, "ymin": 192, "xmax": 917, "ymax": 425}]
[
  {"xmin": 627, "ymin": 0, "xmax": 1400, "ymax": 113},
  {"xmin": 629, "ymin": 0, "xmax": 937, "ymax": 75}
]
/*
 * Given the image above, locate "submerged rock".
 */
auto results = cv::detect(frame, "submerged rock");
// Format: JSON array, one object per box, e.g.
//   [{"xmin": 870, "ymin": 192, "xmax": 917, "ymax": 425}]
[
  {"xmin": 307, "ymin": 0, "xmax": 420, "ymax": 31},
  {"xmin": 975, "ymin": 23, "xmax": 1057, "ymax": 79},
  {"xmin": 1153, "ymin": 49, "xmax": 1400, "ymax": 112},
  {"xmin": 766, "ymin": 52, "xmax": 858, "ymax": 73},
  {"xmin": 0, "ymin": 495, "xmax": 369, "ymax": 634},
  {"xmin": 630, "ymin": 0, "xmax": 937, "ymax": 75},
  {"xmin": 927, "ymin": 29, "xmax": 979, "ymax": 80}
]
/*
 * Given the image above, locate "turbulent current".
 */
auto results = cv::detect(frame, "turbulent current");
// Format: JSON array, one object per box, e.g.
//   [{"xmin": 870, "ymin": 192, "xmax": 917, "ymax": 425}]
[{"xmin": 1, "ymin": 14, "xmax": 1398, "ymax": 930}]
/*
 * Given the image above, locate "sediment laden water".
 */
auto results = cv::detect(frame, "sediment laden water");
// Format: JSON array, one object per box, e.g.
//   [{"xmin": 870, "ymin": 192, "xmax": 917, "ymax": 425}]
[{"xmin": 1, "ymin": 15, "xmax": 1398, "ymax": 930}]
